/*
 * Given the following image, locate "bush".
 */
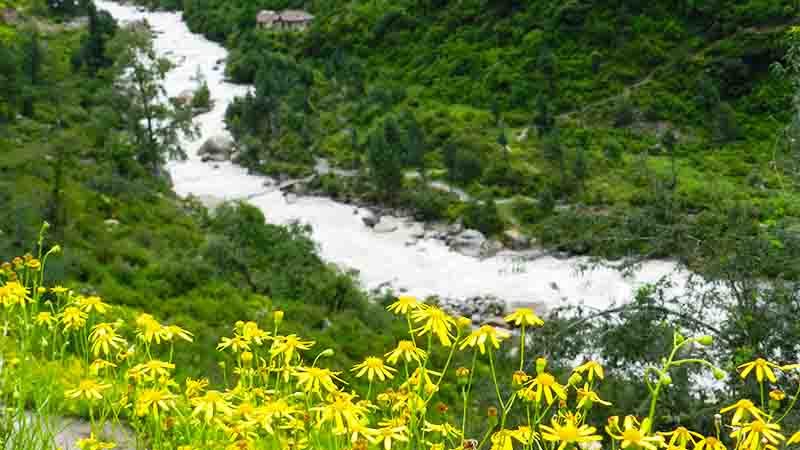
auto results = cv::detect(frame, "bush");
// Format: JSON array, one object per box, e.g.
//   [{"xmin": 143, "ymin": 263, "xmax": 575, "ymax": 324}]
[{"xmin": 463, "ymin": 198, "xmax": 504, "ymax": 236}]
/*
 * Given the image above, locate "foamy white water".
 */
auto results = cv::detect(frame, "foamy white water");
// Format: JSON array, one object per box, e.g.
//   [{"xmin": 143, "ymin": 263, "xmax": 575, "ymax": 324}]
[{"xmin": 95, "ymin": 0, "xmax": 697, "ymax": 310}]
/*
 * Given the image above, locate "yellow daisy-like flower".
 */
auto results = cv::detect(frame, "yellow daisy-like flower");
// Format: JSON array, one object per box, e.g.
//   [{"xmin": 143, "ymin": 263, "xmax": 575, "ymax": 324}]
[
  {"xmin": 520, "ymin": 372, "xmax": 567, "ymax": 405},
  {"xmin": 312, "ymin": 391, "xmax": 369, "ymax": 435},
  {"xmin": 730, "ymin": 419, "xmax": 785, "ymax": 450},
  {"xmin": 696, "ymin": 436, "xmax": 727, "ymax": 450},
  {"xmin": 352, "ymin": 356, "xmax": 397, "ymax": 382},
  {"xmin": 540, "ymin": 415, "xmax": 601, "ymax": 450},
  {"xmin": 76, "ymin": 295, "xmax": 111, "ymax": 314},
  {"xmin": 135, "ymin": 387, "xmax": 177, "ymax": 417},
  {"xmin": 573, "ymin": 360, "xmax": 605, "ymax": 382},
  {"xmin": 576, "ymin": 383, "xmax": 612, "ymax": 409},
  {"xmin": 423, "ymin": 421, "xmax": 461, "ymax": 439},
  {"xmin": 185, "ymin": 377, "xmax": 209, "ymax": 398},
  {"xmin": 660, "ymin": 426, "xmax": 703, "ymax": 449},
  {"xmin": 270, "ymin": 334, "xmax": 315, "ymax": 364},
  {"xmin": 504, "ymin": 307, "xmax": 544, "ymax": 327},
  {"xmin": 65, "ymin": 379, "xmax": 112, "ymax": 401},
  {"xmin": 50, "ymin": 285, "xmax": 69, "ymax": 295},
  {"xmin": 738, "ymin": 358, "xmax": 780, "ymax": 383},
  {"xmin": 34, "ymin": 311, "xmax": 56, "ymax": 327},
  {"xmin": 489, "ymin": 429, "xmax": 516, "ymax": 450},
  {"xmin": 719, "ymin": 399, "xmax": 768, "ymax": 425},
  {"xmin": 75, "ymin": 432, "xmax": 116, "ymax": 450},
  {"xmin": 191, "ymin": 390, "xmax": 233, "ymax": 423},
  {"xmin": 606, "ymin": 416, "xmax": 663, "ymax": 450},
  {"xmin": 411, "ymin": 306, "xmax": 456, "ymax": 347},
  {"xmin": 369, "ymin": 424, "xmax": 409, "ymax": 450},
  {"xmin": 128, "ymin": 360, "xmax": 175, "ymax": 380},
  {"xmin": 385, "ymin": 340, "xmax": 426, "ymax": 365},
  {"xmin": 89, "ymin": 323, "xmax": 127, "ymax": 357},
  {"xmin": 459, "ymin": 325, "xmax": 511, "ymax": 354},
  {"xmin": 294, "ymin": 366, "xmax": 345, "ymax": 394},
  {"xmin": 160, "ymin": 324, "xmax": 194, "ymax": 342},
  {"xmin": 386, "ymin": 295, "xmax": 424, "ymax": 315},
  {"xmin": 60, "ymin": 306, "xmax": 88, "ymax": 331},
  {"xmin": 89, "ymin": 359, "xmax": 117, "ymax": 375},
  {"xmin": 217, "ymin": 334, "xmax": 251, "ymax": 353},
  {"xmin": 135, "ymin": 313, "xmax": 164, "ymax": 345}
]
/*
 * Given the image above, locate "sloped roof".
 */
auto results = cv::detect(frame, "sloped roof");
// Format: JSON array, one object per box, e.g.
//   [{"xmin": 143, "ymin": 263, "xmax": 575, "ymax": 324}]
[
  {"xmin": 278, "ymin": 10, "xmax": 314, "ymax": 22},
  {"xmin": 256, "ymin": 10, "xmax": 280, "ymax": 23}
]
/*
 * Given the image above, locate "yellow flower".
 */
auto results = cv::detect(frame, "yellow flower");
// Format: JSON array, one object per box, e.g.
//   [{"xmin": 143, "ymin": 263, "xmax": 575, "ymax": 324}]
[
  {"xmin": 512, "ymin": 370, "xmax": 530, "ymax": 386},
  {"xmin": 738, "ymin": 358, "xmax": 780, "ymax": 383},
  {"xmin": 217, "ymin": 335, "xmax": 251, "ymax": 353},
  {"xmin": 696, "ymin": 436, "xmax": 727, "ymax": 450},
  {"xmin": 312, "ymin": 391, "xmax": 369, "ymax": 434},
  {"xmin": 423, "ymin": 421, "xmax": 461, "ymax": 439},
  {"xmin": 76, "ymin": 295, "xmax": 110, "ymax": 314},
  {"xmin": 0, "ymin": 281, "xmax": 30, "ymax": 307},
  {"xmin": 520, "ymin": 372, "xmax": 566, "ymax": 405},
  {"xmin": 26, "ymin": 259, "xmax": 41, "ymax": 270},
  {"xmin": 730, "ymin": 419, "xmax": 785, "ymax": 450},
  {"xmin": 352, "ymin": 356, "xmax": 397, "ymax": 382},
  {"xmin": 50, "ymin": 285, "xmax": 68, "ymax": 295},
  {"xmin": 60, "ymin": 306, "xmax": 88, "ymax": 331},
  {"xmin": 191, "ymin": 390, "xmax": 233, "ymax": 423},
  {"xmin": 89, "ymin": 359, "xmax": 117, "ymax": 375},
  {"xmin": 385, "ymin": 340, "xmax": 427, "ymax": 365},
  {"xmin": 128, "ymin": 360, "xmax": 175, "ymax": 380},
  {"xmin": 34, "ymin": 311, "xmax": 56, "ymax": 327},
  {"xmin": 788, "ymin": 431, "xmax": 800, "ymax": 445},
  {"xmin": 490, "ymin": 429, "xmax": 515, "ymax": 450},
  {"xmin": 573, "ymin": 360, "xmax": 605, "ymax": 382},
  {"xmin": 459, "ymin": 325, "xmax": 511, "ymax": 354},
  {"xmin": 411, "ymin": 306, "xmax": 456, "ymax": 347},
  {"xmin": 89, "ymin": 323, "xmax": 127, "ymax": 357},
  {"xmin": 135, "ymin": 387, "xmax": 177, "ymax": 417},
  {"xmin": 541, "ymin": 415, "xmax": 601, "ymax": 450},
  {"xmin": 160, "ymin": 324, "xmax": 194, "ymax": 342},
  {"xmin": 240, "ymin": 321, "xmax": 269, "ymax": 344},
  {"xmin": 512, "ymin": 425, "xmax": 538, "ymax": 445},
  {"xmin": 606, "ymin": 416, "xmax": 663, "ymax": 450},
  {"xmin": 504, "ymin": 308, "xmax": 544, "ymax": 327},
  {"xmin": 185, "ymin": 378, "xmax": 209, "ymax": 398},
  {"xmin": 65, "ymin": 379, "xmax": 112, "ymax": 401},
  {"xmin": 720, "ymin": 399, "xmax": 768, "ymax": 425},
  {"xmin": 386, "ymin": 295, "xmax": 423, "ymax": 315},
  {"xmin": 76, "ymin": 432, "xmax": 116, "ymax": 450},
  {"xmin": 576, "ymin": 384, "xmax": 612, "ymax": 409},
  {"xmin": 403, "ymin": 367, "xmax": 441, "ymax": 395},
  {"xmin": 660, "ymin": 427, "xmax": 703, "ymax": 449},
  {"xmin": 271, "ymin": 334, "xmax": 315, "ymax": 364},
  {"xmin": 369, "ymin": 423, "xmax": 409, "ymax": 450},
  {"xmin": 770, "ymin": 389, "xmax": 786, "ymax": 401},
  {"xmin": 135, "ymin": 313, "xmax": 164, "ymax": 345},
  {"xmin": 294, "ymin": 366, "xmax": 345, "ymax": 394}
]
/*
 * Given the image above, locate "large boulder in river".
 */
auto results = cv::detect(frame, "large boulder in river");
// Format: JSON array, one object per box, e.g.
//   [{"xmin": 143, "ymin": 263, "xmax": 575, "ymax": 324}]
[
  {"xmin": 450, "ymin": 229, "xmax": 486, "ymax": 257},
  {"xmin": 198, "ymin": 135, "xmax": 234, "ymax": 162},
  {"xmin": 362, "ymin": 210, "xmax": 379, "ymax": 228},
  {"xmin": 373, "ymin": 216, "xmax": 398, "ymax": 233},
  {"xmin": 503, "ymin": 229, "xmax": 531, "ymax": 250}
]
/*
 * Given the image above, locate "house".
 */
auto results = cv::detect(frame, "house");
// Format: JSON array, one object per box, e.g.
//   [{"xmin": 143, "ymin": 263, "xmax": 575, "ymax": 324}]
[{"xmin": 257, "ymin": 9, "xmax": 314, "ymax": 31}]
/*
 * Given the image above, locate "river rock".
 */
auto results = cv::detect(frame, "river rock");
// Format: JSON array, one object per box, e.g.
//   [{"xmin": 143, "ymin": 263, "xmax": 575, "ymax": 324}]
[
  {"xmin": 373, "ymin": 217, "xmax": 398, "ymax": 233},
  {"xmin": 450, "ymin": 229, "xmax": 486, "ymax": 257},
  {"xmin": 198, "ymin": 135, "xmax": 234, "ymax": 162},
  {"xmin": 285, "ymin": 193, "xmax": 298, "ymax": 204},
  {"xmin": 481, "ymin": 239, "xmax": 505, "ymax": 258},
  {"xmin": 503, "ymin": 229, "xmax": 531, "ymax": 250},
  {"xmin": 405, "ymin": 238, "xmax": 418, "ymax": 247},
  {"xmin": 447, "ymin": 221, "xmax": 464, "ymax": 236},
  {"xmin": 362, "ymin": 211, "xmax": 379, "ymax": 228},
  {"xmin": 406, "ymin": 223, "xmax": 425, "ymax": 239}
]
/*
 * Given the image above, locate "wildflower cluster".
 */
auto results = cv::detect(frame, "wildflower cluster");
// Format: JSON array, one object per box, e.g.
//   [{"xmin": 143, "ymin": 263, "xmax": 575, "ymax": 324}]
[{"xmin": 4, "ymin": 242, "xmax": 800, "ymax": 450}]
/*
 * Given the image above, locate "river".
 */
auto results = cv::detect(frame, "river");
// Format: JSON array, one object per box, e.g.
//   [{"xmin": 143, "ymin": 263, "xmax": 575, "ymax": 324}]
[{"xmin": 94, "ymin": 0, "xmax": 697, "ymax": 312}]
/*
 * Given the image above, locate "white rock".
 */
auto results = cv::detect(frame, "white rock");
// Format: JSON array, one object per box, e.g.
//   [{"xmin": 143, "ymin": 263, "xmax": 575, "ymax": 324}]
[{"xmin": 373, "ymin": 217, "xmax": 398, "ymax": 233}]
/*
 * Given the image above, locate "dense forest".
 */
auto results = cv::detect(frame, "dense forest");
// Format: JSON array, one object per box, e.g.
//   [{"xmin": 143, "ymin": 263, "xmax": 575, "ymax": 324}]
[{"xmin": 3, "ymin": 0, "xmax": 800, "ymax": 449}]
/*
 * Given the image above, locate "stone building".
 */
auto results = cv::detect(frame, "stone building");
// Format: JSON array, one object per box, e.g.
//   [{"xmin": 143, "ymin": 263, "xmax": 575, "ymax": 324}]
[{"xmin": 257, "ymin": 9, "xmax": 313, "ymax": 31}]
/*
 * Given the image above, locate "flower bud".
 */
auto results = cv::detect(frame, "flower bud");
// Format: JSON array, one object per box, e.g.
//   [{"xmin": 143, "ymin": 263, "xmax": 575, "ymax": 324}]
[
  {"xmin": 696, "ymin": 335, "xmax": 713, "ymax": 346},
  {"xmin": 241, "ymin": 351, "xmax": 253, "ymax": 364},
  {"xmin": 568, "ymin": 372, "xmax": 583, "ymax": 386},
  {"xmin": 674, "ymin": 331, "xmax": 685, "ymax": 344},
  {"xmin": 512, "ymin": 370, "xmax": 529, "ymax": 388},
  {"xmin": 487, "ymin": 406, "xmax": 498, "ymax": 427},
  {"xmin": 319, "ymin": 348, "xmax": 335, "ymax": 358},
  {"xmin": 660, "ymin": 375, "xmax": 672, "ymax": 386},
  {"xmin": 536, "ymin": 357, "xmax": 547, "ymax": 375},
  {"xmin": 456, "ymin": 367, "xmax": 470, "ymax": 385},
  {"xmin": 713, "ymin": 368, "xmax": 726, "ymax": 381},
  {"xmin": 50, "ymin": 245, "xmax": 61, "ymax": 254},
  {"xmin": 273, "ymin": 310, "xmax": 284, "ymax": 326},
  {"xmin": 770, "ymin": 389, "xmax": 786, "ymax": 401}
]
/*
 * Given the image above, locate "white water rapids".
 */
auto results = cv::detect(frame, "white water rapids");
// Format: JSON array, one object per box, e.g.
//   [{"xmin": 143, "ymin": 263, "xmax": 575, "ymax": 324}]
[{"xmin": 95, "ymin": 0, "xmax": 699, "ymax": 312}]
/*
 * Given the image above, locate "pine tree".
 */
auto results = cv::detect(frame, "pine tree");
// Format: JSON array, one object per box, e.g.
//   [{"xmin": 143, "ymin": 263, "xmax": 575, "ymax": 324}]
[{"xmin": 21, "ymin": 30, "xmax": 42, "ymax": 118}]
